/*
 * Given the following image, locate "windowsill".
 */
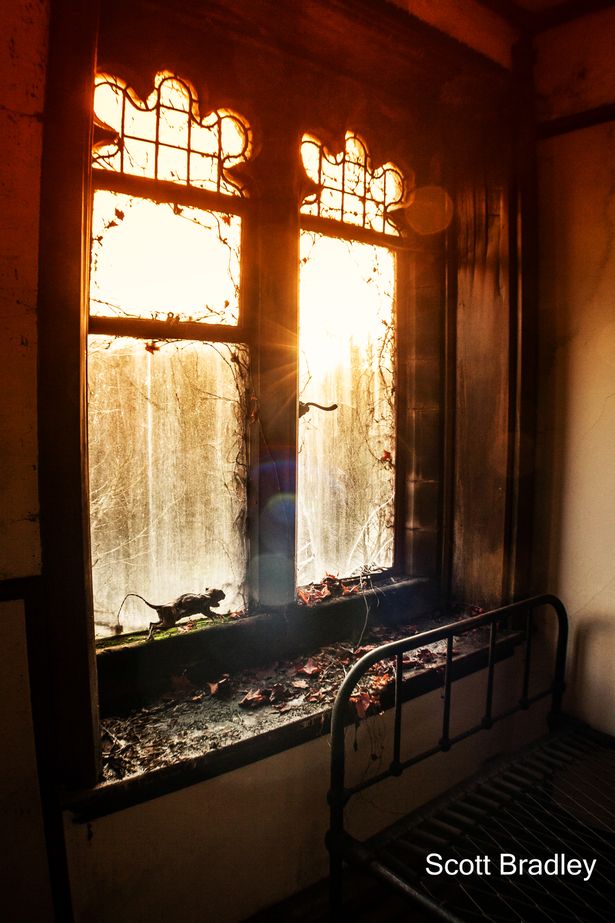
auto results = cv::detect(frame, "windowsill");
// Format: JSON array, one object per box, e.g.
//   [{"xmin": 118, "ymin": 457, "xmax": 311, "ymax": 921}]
[
  {"xmin": 96, "ymin": 576, "xmax": 439, "ymax": 716},
  {"xmin": 66, "ymin": 592, "xmax": 523, "ymax": 822}
]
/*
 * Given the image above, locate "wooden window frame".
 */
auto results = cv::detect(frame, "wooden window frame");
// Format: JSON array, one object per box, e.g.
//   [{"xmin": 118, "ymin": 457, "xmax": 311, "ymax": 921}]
[{"xmin": 38, "ymin": 0, "xmax": 529, "ymax": 791}]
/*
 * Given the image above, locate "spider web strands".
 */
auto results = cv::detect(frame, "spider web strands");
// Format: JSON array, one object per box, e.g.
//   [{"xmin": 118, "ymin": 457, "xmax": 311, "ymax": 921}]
[
  {"xmin": 88, "ymin": 337, "xmax": 249, "ymax": 638},
  {"xmin": 93, "ymin": 72, "xmax": 252, "ymax": 197},
  {"xmin": 296, "ymin": 231, "xmax": 396, "ymax": 586},
  {"xmin": 89, "ymin": 190, "xmax": 242, "ymax": 326}
]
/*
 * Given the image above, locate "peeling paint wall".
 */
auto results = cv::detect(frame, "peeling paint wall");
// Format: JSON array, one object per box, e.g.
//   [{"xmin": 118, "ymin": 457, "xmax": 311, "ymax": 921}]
[
  {"xmin": 535, "ymin": 15, "xmax": 615, "ymax": 734},
  {"xmin": 0, "ymin": 0, "xmax": 47, "ymax": 578}
]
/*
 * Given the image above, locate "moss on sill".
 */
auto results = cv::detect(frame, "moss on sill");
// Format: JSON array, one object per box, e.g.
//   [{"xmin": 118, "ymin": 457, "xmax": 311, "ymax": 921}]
[{"xmin": 96, "ymin": 577, "xmax": 440, "ymax": 717}]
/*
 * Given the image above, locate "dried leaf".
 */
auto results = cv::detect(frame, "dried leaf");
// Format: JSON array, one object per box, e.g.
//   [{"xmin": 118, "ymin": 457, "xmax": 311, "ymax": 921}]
[
  {"xmin": 296, "ymin": 658, "xmax": 321, "ymax": 677},
  {"xmin": 416, "ymin": 648, "xmax": 437, "ymax": 664},
  {"xmin": 291, "ymin": 679, "xmax": 309, "ymax": 689},
  {"xmin": 239, "ymin": 688, "xmax": 268, "ymax": 708},
  {"xmin": 208, "ymin": 673, "xmax": 231, "ymax": 697},
  {"xmin": 350, "ymin": 691, "xmax": 373, "ymax": 720},
  {"xmin": 354, "ymin": 644, "xmax": 377, "ymax": 656},
  {"xmin": 268, "ymin": 683, "xmax": 287, "ymax": 704}
]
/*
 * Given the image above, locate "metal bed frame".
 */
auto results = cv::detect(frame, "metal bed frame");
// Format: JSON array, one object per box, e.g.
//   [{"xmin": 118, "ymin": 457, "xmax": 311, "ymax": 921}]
[{"xmin": 327, "ymin": 594, "xmax": 572, "ymax": 919}]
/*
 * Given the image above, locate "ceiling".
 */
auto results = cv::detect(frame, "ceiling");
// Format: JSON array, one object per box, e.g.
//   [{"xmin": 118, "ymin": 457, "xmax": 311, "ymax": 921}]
[{"xmin": 476, "ymin": 0, "xmax": 615, "ymax": 32}]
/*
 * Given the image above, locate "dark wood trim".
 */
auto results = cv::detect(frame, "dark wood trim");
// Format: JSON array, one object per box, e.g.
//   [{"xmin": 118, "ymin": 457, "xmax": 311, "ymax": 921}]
[
  {"xmin": 440, "ymin": 225, "xmax": 458, "ymax": 606},
  {"xmin": 475, "ymin": 0, "xmax": 615, "ymax": 35},
  {"xmin": 532, "ymin": 0, "xmax": 615, "ymax": 33},
  {"xmin": 92, "ymin": 167, "xmax": 248, "ymax": 215},
  {"xmin": 37, "ymin": 0, "xmax": 101, "ymax": 789},
  {"xmin": 505, "ymin": 36, "xmax": 539, "ymax": 601},
  {"xmin": 88, "ymin": 315, "xmax": 249, "ymax": 344},
  {"xmin": 0, "ymin": 576, "xmax": 74, "ymax": 922},
  {"xmin": 538, "ymin": 102, "xmax": 615, "ymax": 139},
  {"xmin": 473, "ymin": 0, "xmax": 532, "ymax": 32},
  {"xmin": 299, "ymin": 214, "xmax": 414, "ymax": 251},
  {"xmin": 252, "ymin": 136, "xmax": 300, "ymax": 606}
]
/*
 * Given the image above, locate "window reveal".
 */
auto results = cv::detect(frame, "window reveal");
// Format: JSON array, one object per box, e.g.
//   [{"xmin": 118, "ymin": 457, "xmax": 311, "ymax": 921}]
[
  {"xmin": 297, "ymin": 133, "xmax": 408, "ymax": 586},
  {"xmin": 88, "ymin": 73, "xmax": 252, "ymax": 638}
]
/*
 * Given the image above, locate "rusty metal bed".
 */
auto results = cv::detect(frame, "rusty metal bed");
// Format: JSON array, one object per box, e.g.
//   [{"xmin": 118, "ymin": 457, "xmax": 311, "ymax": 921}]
[{"xmin": 328, "ymin": 595, "xmax": 615, "ymax": 921}]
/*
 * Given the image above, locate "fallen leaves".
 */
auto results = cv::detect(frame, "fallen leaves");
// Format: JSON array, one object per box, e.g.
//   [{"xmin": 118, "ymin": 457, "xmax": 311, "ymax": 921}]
[
  {"xmin": 101, "ymin": 607, "xmax": 487, "ymax": 781},
  {"xmin": 296, "ymin": 658, "xmax": 321, "ymax": 677},
  {"xmin": 297, "ymin": 574, "xmax": 361, "ymax": 606},
  {"xmin": 208, "ymin": 674, "xmax": 231, "ymax": 697}
]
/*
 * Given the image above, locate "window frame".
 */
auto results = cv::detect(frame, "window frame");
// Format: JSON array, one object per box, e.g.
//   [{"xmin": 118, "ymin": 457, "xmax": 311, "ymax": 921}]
[
  {"xmin": 39, "ymin": 0, "xmax": 506, "ymax": 790},
  {"xmin": 86, "ymin": 82, "xmax": 418, "ymax": 634}
]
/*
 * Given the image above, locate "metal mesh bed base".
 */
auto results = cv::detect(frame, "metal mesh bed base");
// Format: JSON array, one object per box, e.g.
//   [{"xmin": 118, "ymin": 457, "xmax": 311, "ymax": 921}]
[{"xmin": 349, "ymin": 720, "xmax": 615, "ymax": 922}]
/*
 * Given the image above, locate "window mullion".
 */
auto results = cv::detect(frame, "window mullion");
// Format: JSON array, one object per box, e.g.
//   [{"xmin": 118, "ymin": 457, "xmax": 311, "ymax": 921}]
[
  {"xmin": 88, "ymin": 315, "xmax": 250, "ymax": 345},
  {"xmin": 252, "ymin": 182, "xmax": 300, "ymax": 607}
]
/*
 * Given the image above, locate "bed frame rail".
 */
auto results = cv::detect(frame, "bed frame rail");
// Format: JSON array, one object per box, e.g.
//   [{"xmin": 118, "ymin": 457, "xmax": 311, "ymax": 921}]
[{"xmin": 328, "ymin": 594, "xmax": 569, "ymax": 911}]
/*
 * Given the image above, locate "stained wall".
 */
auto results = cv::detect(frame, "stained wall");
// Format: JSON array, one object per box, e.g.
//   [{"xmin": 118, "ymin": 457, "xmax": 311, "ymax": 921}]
[{"xmin": 534, "ymin": 7, "xmax": 615, "ymax": 734}]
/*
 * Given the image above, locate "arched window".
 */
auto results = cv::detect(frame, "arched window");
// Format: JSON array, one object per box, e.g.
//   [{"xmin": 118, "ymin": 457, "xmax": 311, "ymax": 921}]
[
  {"xmin": 88, "ymin": 73, "xmax": 252, "ymax": 637},
  {"xmin": 297, "ymin": 133, "xmax": 410, "ymax": 586}
]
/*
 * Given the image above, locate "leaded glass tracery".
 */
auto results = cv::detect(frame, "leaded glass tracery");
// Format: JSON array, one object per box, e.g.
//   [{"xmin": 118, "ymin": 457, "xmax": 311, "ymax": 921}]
[
  {"xmin": 93, "ymin": 72, "xmax": 252, "ymax": 195},
  {"xmin": 301, "ymin": 132, "xmax": 407, "ymax": 235}
]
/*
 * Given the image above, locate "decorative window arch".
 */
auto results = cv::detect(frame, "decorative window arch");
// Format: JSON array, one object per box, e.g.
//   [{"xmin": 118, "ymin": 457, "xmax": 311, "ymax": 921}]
[
  {"xmin": 300, "ymin": 131, "xmax": 408, "ymax": 235},
  {"xmin": 296, "ymin": 132, "xmax": 412, "ymax": 587},
  {"xmin": 93, "ymin": 72, "xmax": 252, "ymax": 195}
]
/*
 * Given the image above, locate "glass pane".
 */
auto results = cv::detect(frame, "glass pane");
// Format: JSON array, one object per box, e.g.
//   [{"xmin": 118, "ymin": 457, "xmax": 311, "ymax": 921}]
[
  {"xmin": 297, "ymin": 232, "xmax": 396, "ymax": 586},
  {"xmin": 90, "ymin": 190, "xmax": 241, "ymax": 325},
  {"xmin": 88, "ymin": 337, "xmax": 248, "ymax": 638}
]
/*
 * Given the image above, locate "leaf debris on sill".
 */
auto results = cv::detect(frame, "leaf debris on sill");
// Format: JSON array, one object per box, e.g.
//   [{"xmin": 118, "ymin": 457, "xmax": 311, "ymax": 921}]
[{"xmin": 101, "ymin": 614, "xmax": 492, "ymax": 782}]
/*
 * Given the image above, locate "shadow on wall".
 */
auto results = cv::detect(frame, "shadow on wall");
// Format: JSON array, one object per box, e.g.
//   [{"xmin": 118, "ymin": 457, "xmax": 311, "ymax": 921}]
[{"xmin": 567, "ymin": 615, "xmax": 615, "ymax": 736}]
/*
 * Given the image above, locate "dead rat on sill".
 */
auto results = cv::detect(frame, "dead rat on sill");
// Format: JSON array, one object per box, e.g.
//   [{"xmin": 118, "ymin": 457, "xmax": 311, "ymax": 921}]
[{"xmin": 117, "ymin": 589, "xmax": 226, "ymax": 640}]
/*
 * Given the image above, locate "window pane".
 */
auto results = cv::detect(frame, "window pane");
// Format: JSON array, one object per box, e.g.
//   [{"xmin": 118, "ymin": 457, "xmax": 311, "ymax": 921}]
[
  {"xmin": 297, "ymin": 232, "xmax": 396, "ymax": 586},
  {"xmin": 90, "ymin": 190, "xmax": 241, "ymax": 325},
  {"xmin": 88, "ymin": 337, "xmax": 248, "ymax": 637}
]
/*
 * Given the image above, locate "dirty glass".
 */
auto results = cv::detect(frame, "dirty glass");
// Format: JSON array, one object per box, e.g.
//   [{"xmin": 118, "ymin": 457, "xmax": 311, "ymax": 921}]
[
  {"xmin": 297, "ymin": 232, "xmax": 396, "ymax": 586},
  {"xmin": 89, "ymin": 190, "xmax": 241, "ymax": 325},
  {"xmin": 88, "ymin": 337, "xmax": 248, "ymax": 637}
]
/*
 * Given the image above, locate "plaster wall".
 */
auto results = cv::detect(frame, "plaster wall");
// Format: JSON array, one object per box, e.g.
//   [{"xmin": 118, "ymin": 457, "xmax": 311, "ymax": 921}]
[
  {"xmin": 0, "ymin": 3, "xmax": 52, "ymax": 921},
  {"xmin": 0, "ymin": 1, "xmax": 555, "ymax": 921},
  {"xmin": 535, "ymin": 15, "xmax": 615, "ymax": 734},
  {"xmin": 0, "ymin": 601, "xmax": 53, "ymax": 921}
]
